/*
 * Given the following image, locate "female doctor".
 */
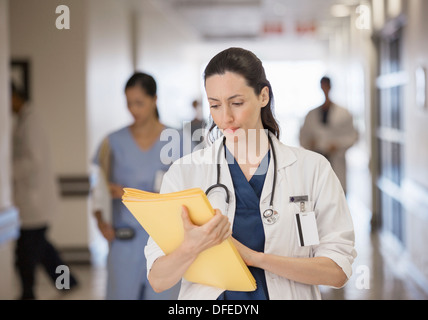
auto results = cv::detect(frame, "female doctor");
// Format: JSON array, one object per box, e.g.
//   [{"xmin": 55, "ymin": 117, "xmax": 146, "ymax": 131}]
[{"xmin": 145, "ymin": 47, "xmax": 356, "ymax": 300}]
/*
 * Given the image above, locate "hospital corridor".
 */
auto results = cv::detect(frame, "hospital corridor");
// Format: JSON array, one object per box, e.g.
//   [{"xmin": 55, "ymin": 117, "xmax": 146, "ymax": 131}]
[{"xmin": 1, "ymin": 0, "xmax": 428, "ymax": 302}]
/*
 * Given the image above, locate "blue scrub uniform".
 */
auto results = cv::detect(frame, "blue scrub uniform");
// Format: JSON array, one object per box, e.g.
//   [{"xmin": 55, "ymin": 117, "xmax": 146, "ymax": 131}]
[
  {"xmin": 95, "ymin": 126, "xmax": 180, "ymax": 300},
  {"xmin": 218, "ymin": 146, "xmax": 270, "ymax": 300}
]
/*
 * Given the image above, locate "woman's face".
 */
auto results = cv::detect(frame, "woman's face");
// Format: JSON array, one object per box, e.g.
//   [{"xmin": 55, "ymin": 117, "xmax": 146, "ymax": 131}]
[
  {"xmin": 205, "ymin": 71, "xmax": 269, "ymax": 143},
  {"xmin": 125, "ymin": 86, "xmax": 157, "ymax": 125}
]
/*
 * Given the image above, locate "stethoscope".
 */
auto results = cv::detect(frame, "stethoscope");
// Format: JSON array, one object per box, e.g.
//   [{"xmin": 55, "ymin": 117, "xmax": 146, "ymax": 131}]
[{"xmin": 205, "ymin": 135, "xmax": 279, "ymax": 225}]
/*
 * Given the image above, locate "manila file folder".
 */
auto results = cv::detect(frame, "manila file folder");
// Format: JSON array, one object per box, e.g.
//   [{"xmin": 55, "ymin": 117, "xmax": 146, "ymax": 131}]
[{"xmin": 122, "ymin": 187, "xmax": 256, "ymax": 292}]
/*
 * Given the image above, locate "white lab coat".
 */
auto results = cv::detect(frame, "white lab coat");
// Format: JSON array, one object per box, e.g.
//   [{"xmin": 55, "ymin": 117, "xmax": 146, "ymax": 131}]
[
  {"xmin": 145, "ymin": 133, "xmax": 356, "ymax": 300},
  {"xmin": 12, "ymin": 105, "xmax": 59, "ymax": 229},
  {"xmin": 299, "ymin": 104, "xmax": 358, "ymax": 193}
]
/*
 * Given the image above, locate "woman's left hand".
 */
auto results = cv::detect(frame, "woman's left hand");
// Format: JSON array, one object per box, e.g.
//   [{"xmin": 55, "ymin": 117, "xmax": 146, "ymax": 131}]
[
  {"xmin": 233, "ymin": 237, "xmax": 348, "ymax": 288},
  {"xmin": 231, "ymin": 237, "xmax": 261, "ymax": 267},
  {"xmin": 109, "ymin": 182, "xmax": 124, "ymax": 199}
]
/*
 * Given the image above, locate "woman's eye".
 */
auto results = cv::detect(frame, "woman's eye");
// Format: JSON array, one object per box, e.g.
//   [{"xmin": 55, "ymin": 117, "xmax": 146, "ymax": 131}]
[
  {"xmin": 127, "ymin": 101, "xmax": 145, "ymax": 108},
  {"xmin": 232, "ymin": 102, "xmax": 243, "ymax": 106},
  {"xmin": 210, "ymin": 105, "xmax": 218, "ymax": 109},
  {"xmin": 136, "ymin": 100, "xmax": 145, "ymax": 107}
]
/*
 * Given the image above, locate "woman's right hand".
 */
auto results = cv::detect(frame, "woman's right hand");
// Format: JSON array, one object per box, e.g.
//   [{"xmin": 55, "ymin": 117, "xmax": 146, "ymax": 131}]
[
  {"xmin": 147, "ymin": 205, "xmax": 232, "ymax": 293},
  {"xmin": 180, "ymin": 205, "xmax": 232, "ymax": 256},
  {"xmin": 94, "ymin": 210, "xmax": 115, "ymax": 241},
  {"xmin": 98, "ymin": 220, "xmax": 115, "ymax": 242}
]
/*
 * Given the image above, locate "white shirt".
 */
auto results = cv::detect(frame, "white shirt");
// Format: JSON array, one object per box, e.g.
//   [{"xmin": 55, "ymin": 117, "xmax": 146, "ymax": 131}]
[
  {"xmin": 299, "ymin": 103, "xmax": 358, "ymax": 193},
  {"xmin": 12, "ymin": 105, "xmax": 59, "ymax": 228},
  {"xmin": 145, "ymin": 133, "xmax": 356, "ymax": 300}
]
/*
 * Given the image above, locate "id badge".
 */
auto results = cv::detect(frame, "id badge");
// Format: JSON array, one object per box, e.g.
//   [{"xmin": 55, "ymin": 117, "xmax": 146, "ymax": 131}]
[{"xmin": 294, "ymin": 211, "xmax": 320, "ymax": 247}]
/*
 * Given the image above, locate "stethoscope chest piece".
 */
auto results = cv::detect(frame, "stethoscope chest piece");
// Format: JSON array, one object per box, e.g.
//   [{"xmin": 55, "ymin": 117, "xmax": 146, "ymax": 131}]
[{"xmin": 262, "ymin": 208, "xmax": 279, "ymax": 225}]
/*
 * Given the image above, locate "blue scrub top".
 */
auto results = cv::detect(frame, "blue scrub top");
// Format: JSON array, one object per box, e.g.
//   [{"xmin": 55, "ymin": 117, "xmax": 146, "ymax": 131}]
[
  {"xmin": 93, "ymin": 126, "xmax": 181, "ymax": 300},
  {"xmin": 218, "ymin": 146, "xmax": 270, "ymax": 300}
]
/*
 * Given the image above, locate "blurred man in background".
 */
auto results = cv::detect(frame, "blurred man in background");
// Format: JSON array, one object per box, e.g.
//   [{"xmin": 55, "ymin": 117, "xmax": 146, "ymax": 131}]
[
  {"xmin": 11, "ymin": 83, "xmax": 77, "ymax": 299},
  {"xmin": 299, "ymin": 76, "xmax": 358, "ymax": 194}
]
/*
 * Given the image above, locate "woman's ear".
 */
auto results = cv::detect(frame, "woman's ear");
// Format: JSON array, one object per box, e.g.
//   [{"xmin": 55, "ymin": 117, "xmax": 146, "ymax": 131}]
[{"xmin": 260, "ymin": 86, "xmax": 270, "ymax": 108}]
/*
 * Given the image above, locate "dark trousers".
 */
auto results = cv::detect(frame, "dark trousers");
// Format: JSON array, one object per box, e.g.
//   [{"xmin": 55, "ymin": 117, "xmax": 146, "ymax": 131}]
[{"xmin": 15, "ymin": 226, "xmax": 77, "ymax": 299}]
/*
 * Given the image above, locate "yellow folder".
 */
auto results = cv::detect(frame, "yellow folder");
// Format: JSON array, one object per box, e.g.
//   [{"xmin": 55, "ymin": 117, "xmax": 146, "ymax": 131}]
[{"xmin": 122, "ymin": 187, "xmax": 256, "ymax": 292}]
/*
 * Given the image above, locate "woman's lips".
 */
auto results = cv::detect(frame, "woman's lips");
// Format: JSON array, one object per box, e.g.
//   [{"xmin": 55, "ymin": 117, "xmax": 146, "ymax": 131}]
[{"xmin": 224, "ymin": 127, "xmax": 240, "ymax": 134}]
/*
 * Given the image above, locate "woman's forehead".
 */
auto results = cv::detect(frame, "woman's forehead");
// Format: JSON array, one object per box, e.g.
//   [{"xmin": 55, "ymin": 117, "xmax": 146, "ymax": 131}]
[{"xmin": 205, "ymin": 72, "xmax": 251, "ymax": 96}]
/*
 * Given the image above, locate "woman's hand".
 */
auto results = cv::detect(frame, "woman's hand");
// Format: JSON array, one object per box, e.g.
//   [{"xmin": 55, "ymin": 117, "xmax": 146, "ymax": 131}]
[
  {"xmin": 232, "ymin": 238, "xmax": 347, "ymax": 288},
  {"xmin": 94, "ymin": 210, "xmax": 115, "ymax": 241},
  {"xmin": 180, "ymin": 205, "xmax": 232, "ymax": 256},
  {"xmin": 109, "ymin": 182, "xmax": 124, "ymax": 199},
  {"xmin": 231, "ymin": 237, "xmax": 261, "ymax": 267},
  {"xmin": 148, "ymin": 206, "xmax": 232, "ymax": 293},
  {"xmin": 98, "ymin": 220, "xmax": 115, "ymax": 241}
]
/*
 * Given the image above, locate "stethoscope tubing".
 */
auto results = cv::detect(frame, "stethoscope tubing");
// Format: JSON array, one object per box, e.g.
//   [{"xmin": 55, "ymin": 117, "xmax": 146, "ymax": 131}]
[{"xmin": 205, "ymin": 134, "xmax": 278, "ymax": 224}]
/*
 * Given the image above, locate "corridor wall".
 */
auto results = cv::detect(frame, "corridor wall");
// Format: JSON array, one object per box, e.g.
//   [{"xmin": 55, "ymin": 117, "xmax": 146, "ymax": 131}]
[{"xmin": 0, "ymin": 0, "xmax": 20, "ymax": 300}]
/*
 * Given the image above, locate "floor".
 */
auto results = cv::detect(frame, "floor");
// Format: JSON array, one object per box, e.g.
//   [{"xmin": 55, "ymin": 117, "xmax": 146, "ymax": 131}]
[
  {"xmin": 320, "ymin": 194, "xmax": 428, "ymax": 300},
  {"xmin": 10, "ymin": 147, "xmax": 428, "ymax": 300},
  {"xmin": 320, "ymin": 146, "xmax": 428, "ymax": 300}
]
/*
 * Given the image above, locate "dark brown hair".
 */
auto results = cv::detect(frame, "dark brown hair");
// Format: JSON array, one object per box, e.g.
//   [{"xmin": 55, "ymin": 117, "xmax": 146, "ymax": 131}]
[
  {"xmin": 204, "ymin": 47, "xmax": 280, "ymax": 142},
  {"xmin": 125, "ymin": 72, "xmax": 159, "ymax": 119}
]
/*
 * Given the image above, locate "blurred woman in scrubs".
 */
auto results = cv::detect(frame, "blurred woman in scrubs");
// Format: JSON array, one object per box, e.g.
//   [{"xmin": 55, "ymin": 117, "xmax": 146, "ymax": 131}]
[{"xmin": 92, "ymin": 72, "xmax": 180, "ymax": 300}]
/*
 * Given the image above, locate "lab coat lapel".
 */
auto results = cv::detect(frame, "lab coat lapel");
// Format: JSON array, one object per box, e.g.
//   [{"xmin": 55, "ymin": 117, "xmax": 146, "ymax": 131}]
[{"xmin": 259, "ymin": 133, "xmax": 297, "ymax": 205}]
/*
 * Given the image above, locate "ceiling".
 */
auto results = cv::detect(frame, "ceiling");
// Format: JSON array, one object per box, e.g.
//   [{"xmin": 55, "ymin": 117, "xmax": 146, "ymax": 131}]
[{"xmin": 160, "ymin": 0, "xmax": 362, "ymax": 40}]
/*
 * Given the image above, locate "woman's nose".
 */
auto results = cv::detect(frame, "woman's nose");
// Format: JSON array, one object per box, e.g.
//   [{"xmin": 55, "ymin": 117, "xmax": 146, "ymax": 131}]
[{"xmin": 222, "ymin": 105, "xmax": 234, "ymax": 123}]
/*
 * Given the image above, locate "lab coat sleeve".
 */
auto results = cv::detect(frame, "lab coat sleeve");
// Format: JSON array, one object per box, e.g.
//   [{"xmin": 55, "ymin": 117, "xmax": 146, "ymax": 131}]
[
  {"xmin": 312, "ymin": 157, "xmax": 357, "ymax": 283},
  {"xmin": 145, "ymin": 162, "xmax": 185, "ymax": 277}
]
